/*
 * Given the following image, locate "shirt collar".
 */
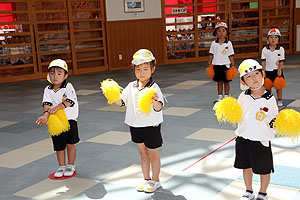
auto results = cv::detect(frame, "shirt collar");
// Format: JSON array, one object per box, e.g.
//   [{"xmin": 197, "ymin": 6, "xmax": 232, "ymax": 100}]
[
  {"xmin": 215, "ymin": 38, "xmax": 228, "ymax": 43},
  {"xmin": 48, "ymin": 79, "xmax": 68, "ymax": 90},
  {"xmin": 134, "ymin": 78, "xmax": 154, "ymax": 89}
]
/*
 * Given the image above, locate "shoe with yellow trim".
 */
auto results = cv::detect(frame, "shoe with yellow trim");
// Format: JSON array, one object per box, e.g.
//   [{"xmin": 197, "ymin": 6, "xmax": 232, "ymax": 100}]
[
  {"xmin": 136, "ymin": 179, "xmax": 149, "ymax": 192},
  {"xmin": 144, "ymin": 180, "xmax": 161, "ymax": 193}
]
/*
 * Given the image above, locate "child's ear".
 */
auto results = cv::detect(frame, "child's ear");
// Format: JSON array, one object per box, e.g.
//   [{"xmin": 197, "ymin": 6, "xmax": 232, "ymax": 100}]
[
  {"xmin": 64, "ymin": 74, "xmax": 68, "ymax": 79},
  {"xmin": 151, "ymin": 66, "xmax": 156, "ymax": 73}
]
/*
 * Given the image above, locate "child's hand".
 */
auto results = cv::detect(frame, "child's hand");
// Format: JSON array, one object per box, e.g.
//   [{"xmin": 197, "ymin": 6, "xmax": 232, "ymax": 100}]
[
  {"xmin": 36, "ymin": 116, "xmax": 48, "ymax": 126},
  {"xmin": 277, "ymin": 70, "xmax": 282, "ymax": 77},
  {"xmin": 48, "ymin": 105, "xmax": 58, "ymax": 114}
]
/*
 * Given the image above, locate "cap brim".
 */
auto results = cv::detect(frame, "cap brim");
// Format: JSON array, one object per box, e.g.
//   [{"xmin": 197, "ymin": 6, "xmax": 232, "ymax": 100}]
[
  {"xmin": 240, "ymin": 82, "xmax": 249, "ymax": 90},
  {"xmin": 47, "ymin": 73, "xmax": 53, "ymax": 84}
]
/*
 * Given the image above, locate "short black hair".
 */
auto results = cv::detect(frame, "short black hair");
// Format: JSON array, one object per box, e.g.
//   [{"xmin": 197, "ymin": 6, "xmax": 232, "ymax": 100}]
[
  {"xmin": 48, "ymin": 66, "xmax": 68, "ymax": 74},
  {"xmin": 213, "ymin": 26, "xmax": 229, "ymax": 36}
]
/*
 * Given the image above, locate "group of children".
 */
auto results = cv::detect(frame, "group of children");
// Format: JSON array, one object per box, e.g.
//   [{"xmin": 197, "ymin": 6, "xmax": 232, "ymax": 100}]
[{"xmin": 35, "ymin": 22, "xmax": 286, "ymax": 199}]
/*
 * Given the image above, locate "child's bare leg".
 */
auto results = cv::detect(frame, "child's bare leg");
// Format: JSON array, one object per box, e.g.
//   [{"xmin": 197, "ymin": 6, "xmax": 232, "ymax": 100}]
[
  {"xmin": 243, "ymin": 168, "xmax": 253, "ymax": 191},
  {"xmin": 224, "ymin": 82, "xmax": 230, "ymax": 95},
  {"xmin": 137, "ymin": 143, "xmax": 151, "ymax": 180},
  {"xmin": 56, "ymin": 150, "xmax": 66, "ymax": 166},
  {"xmin": 147, "ymin": 148, "xmax": 161, "ymax": 182},
  {"xmin": 276, "ymin": 88, "xmax": 282, "ymax": 100},
  {"xmin": 259, "ymin": 173, "xmax": 270, "ymax": 193},
  {"xmin": 66, "ymin": 144, "xmax": 76, "ymax": 165},
  {"xmin": 217, "ymin": 81, "xmax": 223, "ymax": 95}
]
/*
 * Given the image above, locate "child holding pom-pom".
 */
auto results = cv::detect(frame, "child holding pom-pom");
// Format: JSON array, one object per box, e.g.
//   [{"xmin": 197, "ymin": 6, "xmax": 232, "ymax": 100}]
[
  {"xmin": 36, "ymin": 59, "xmax": 79, "ymax": 178},
  {"xmin": 235, "ymin": 59, "xmax": 278, "ymax": 200},
  {"xmin": 114, "ymin": 49, "xmax": 164, "ymax": 193},
  {"xmin": 208, "ymin": 22, "xmax": 236, "ymax": 102},
  {"xmin": 261, "ymin": 28, "xmax": 286, "ymax": 106}
]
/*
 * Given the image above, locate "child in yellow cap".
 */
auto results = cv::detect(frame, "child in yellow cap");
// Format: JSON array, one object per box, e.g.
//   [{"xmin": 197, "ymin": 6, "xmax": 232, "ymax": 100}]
[
  {"xmin": 36, "ymin": 59, "xmax": 79, "ymax": 178},
  {"xmin": 114, "ymin": 49, "xmax": 164, "ymax": 193},
  {"xmin": 235, "ymin": 59, "xmax": 278, "ymax": 200}
]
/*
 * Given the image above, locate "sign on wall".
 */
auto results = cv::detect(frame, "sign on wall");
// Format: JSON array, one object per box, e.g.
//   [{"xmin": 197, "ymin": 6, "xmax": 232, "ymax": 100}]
[{"xmin": 172, "ymin": 7, "xmax": 187, "ymax": 14}]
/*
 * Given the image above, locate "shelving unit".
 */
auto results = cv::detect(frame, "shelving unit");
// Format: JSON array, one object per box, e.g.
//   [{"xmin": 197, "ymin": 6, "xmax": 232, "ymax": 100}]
[
  {"xmin": 0, "ymin": 0, "xmax": 37, "ymax": 83},
  {"xmin": 69, "ymin": 0, "xmax": 107, "ymax": 74},
  {"xmin": 0, "ymin": 0, "xmax": 107, "ymax": 83},
  {"xmin": 162, "ymin": 0, "xmax": 294, "ymax": 64}
]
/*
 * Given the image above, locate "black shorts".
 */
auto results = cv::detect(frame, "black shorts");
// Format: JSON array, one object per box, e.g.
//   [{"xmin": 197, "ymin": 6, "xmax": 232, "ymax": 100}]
[
  {"xmin": 265, "ymin": 69, "xmax": 285, "ymax": 82},
  {"xmin": 234, "ymin": 137, "xmax": 274, "ymax": 175},
  {"xmin": 130, "ymin": 124, "xmax": 163, "ymax": 149},
  {"xmin": 52, "ymin": 120, "xmax": 80, "ymax": 151},
  {"xmin": 213, "ymin": 65, "xmax": 231, "ymax": 83}
]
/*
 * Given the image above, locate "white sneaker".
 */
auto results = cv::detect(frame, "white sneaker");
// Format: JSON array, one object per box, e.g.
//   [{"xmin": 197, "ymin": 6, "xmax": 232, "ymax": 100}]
[
  {"xmin": 64, "ymin": 165, "xmax": 75, "ymax": 176},
  {"xmin": 256, "ymin": 194, "xmax": 268, "ymax": 200},
  {"xmin": 277, "ymin": 100, "xmax": 283, "ymax": 107},
  {"xmin": 54, "ymin": 166, "xmax": 66, "ymax": 178},
  {"xmin": 240, "ymin": 191, "xmax": 255, "ymax": 200},
  {"xmin": 144, "ymin": 180, "xmax": 161, "ymax": 193},
  {"xmin": 136, "ymin": 179, "xmax": 149, "ymax": 192}
]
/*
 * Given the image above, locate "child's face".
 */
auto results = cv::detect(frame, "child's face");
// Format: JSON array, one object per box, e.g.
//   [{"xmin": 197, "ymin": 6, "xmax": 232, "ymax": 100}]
[
  {"xmin": 241, "ymin": 70, "xmax": 263, "ymax": 89},
  {"xmin": 49, "ymin": 67, "xmax": 68, "ymax": 86},
  {"xmin": 216, "ymin": 27, "xmax": 227, "ymax": 39},
  {"xmin": 134, "ymin": 63, "xmax": 155, "ymax": 83},
  {"xmin": 267, "ymin": 35, "xmax": 279, "ymax": 46}
]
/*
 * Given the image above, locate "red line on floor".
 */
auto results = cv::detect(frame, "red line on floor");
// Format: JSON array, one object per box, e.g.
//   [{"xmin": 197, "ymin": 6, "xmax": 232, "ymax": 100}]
[
  {"xmin": 182, "ymin": 137, "xmax": 236, "ymax": 171},
  {"xmin": 182, "ymin": 105, "xmax": 288, "ymax": 172}
]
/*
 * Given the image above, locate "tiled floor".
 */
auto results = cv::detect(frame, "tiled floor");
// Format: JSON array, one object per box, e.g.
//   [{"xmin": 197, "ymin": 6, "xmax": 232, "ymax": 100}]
[{"xmin": 1, "ymin": 54, "xmax": 300, "ymax": 200}]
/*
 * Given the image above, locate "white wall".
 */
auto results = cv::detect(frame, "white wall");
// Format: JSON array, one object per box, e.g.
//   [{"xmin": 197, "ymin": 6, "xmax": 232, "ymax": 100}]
[
  {"xmin": 296, "ymin": 0, "xmax": 300, "ymax": 8},
  {"xmin": 105, "ymin": 0, "xmax": 161, "ymax": 21}
]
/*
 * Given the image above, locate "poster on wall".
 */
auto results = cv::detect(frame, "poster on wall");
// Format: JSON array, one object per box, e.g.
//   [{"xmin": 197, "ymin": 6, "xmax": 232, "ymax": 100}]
[{"xmin": 124, "ymin": 0, "xmax": 145, "ymax": 13}]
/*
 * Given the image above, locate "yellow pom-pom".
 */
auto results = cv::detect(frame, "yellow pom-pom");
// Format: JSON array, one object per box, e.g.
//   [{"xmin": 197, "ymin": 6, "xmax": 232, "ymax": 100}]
[
  {"xmin": 274, "ymin": 109, "xmax": 300, "ymax": 140},
  {"xmin": 213, "ymin": 96, "xmax": 243, "ymax": 127},
  {"xmin": 47, "ymin": 109, "xmax": 70, "ymax": 136},
  {"xmin": 100, "ymin": 79, "xmax": 122, "ymax": 104},
  {"xmin": 137, "ymin": 87, "xmax": 157, "ymax": 114}
]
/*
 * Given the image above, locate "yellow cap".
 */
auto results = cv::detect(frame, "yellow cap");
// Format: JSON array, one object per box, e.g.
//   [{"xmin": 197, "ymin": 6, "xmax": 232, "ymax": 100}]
[
  {"xmin": 131, "ymin": 49, "xmax": 155, "ymax": 65},
  {"xmin": 47, "ymin": 59, "xmax": 68, "ymax": 84},
  {"xmin": 238, "ymin": 59, "xmax": 263, "ymax": 90},
  {"xmin": 48, "ymin": 59, "xmax": 68, "ymax": 72}
]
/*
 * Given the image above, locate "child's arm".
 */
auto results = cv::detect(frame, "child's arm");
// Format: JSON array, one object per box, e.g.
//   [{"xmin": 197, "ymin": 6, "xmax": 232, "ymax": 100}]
[
  {"xmin": 153, "ymin": 92, "xmax": 162, "ymax": 112},
  {"xmin": 208, "ymin": 54, "xmax": 213, "ymax": 66},
  {"xmin": 229, "ymin": 56, "xmax": 235, "ymax": 67},
  {"xmin": 36, "ymin": 105, "xmax": 51, "ymax": 126},
  {"xmin": 261, "ymin": 60, "xmax": 266, "ymax": 77},
  {"xmin": 277, "ymin": 61, "xmax": 284, "ymax": 76},
  {"xmin": 48, "ymin": 101, "xmax": 71, "ymax": 114}
]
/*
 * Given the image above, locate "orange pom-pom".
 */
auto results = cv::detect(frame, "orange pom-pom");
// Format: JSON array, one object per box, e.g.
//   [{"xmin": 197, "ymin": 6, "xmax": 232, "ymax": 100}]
[
  {"xmin": 226, "ymin": 67, "xmax": 239, "ymax": 80},
  {"xmin": 264, "ymin": 78, "xmax": 273, "ymax": 90},
  {"xmin": 206, "ymin": 64, "xmax": 214, "ymax": 79},
  {"xmin": 274, "ymin": 77, "xmax": 286, "ymax": 90}
]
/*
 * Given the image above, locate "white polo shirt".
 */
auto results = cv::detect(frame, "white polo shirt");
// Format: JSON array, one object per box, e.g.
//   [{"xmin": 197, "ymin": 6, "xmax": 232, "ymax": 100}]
[
  {"xmin": 235, "ymin": 89, "xmax": 278, "ymax": 147},
  {"xmin": 42, "ymin": 80, "xmax": 78, "ymax": 121},
  {"xmin": 121, "ymin": 80, "xmax": 164, "ymax": 128},
  {"xmin": 209, "ymin": 39, "xmax": 234, "ymax": 67},
  {"xmin": 261, "ymin": 45, "xmax": 285, "ymax": 71}
]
